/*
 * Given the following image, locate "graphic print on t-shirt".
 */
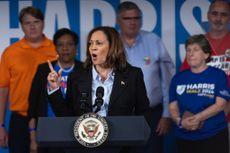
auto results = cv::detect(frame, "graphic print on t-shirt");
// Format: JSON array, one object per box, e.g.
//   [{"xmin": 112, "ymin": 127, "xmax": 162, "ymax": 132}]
[{"xmin": 176, "ymin": 83, "xmax": 215, "ymax": 99}]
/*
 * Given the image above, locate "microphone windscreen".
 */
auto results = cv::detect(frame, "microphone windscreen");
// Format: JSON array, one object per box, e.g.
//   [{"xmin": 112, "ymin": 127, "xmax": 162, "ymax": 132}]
[{"xmin": 96, "ymin": 86, "xmax": 104, "ymax": 98}]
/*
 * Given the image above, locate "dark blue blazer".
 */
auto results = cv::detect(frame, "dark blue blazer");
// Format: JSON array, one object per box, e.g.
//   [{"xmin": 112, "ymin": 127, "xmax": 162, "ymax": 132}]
[{"xmin": 48, "ymin": 64, "xmax": 150, "ymax": 119}]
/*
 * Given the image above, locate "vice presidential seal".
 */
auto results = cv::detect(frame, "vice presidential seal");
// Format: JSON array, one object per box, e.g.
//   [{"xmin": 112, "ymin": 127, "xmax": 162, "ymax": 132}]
[{"xmin": 73, "ymin": 113, "xmax": 109, "ymax": 148}]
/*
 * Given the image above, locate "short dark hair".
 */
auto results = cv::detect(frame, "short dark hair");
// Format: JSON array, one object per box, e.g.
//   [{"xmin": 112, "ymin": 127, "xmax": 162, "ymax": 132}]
[
  {"xmin": 209, "ymin": 0, "xmax": 230, "ymax": 12},
  {"xmin": 84, "ymin": 26, "xmax": 127, "ymax": 71},
  {"xmin": 19, "ymin": 6, "xmax": 44, "ymax": 23},
  {"xmin": 53, "ymin": 28, "xmax": 79, "ymax": 46},
  {"xmin": 185, "ymin": 34, "xmax": 212, "ymax": 63},
  {"xmin": 116, "ymin": 1, "xmax": 141, "ymax": 17}
]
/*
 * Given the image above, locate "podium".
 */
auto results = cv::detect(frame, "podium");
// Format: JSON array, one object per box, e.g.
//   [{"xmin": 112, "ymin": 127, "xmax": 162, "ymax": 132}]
[{"xmin": 37, "ymin": 116, "xmax": 150, "ymax": 153}]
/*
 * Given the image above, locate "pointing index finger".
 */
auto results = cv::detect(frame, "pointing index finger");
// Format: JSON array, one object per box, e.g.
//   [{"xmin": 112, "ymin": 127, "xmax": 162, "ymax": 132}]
[{"xmin": 47, "ymin": 60, "xmax": 54, "ymax": 72}]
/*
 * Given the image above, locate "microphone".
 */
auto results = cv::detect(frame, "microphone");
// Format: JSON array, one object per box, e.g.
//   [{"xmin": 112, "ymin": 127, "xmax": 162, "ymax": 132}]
[
  {"xmin": 93, "ymin": 86, "xmax": 104, "ymax": 113},
  {"xmin": 80, "ymin": 91, "xmax": 90, "ymax": 114}
]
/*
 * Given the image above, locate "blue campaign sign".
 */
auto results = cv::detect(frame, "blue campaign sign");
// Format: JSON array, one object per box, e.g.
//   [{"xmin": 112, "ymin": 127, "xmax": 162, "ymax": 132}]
[{"xmin": 0, "ymin": 0, "xmax": 220, "ymax": 70}]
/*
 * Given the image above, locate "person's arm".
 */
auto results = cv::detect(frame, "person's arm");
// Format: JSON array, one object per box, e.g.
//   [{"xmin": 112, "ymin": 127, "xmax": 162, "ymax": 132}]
[
  {"xmin": 192, "ymin": 97, "xmax": 226, "ymax": 123},
  {"xmin": 0, "ymin": 87, "xmax": 9, "ymax": 148},
  {"xmin": 134, "ymin": 68, "xmax": 151, "ymax": 122},
  {"xmin": 157, "ymin": 40, "xmax": 175, "ymax": 135},
  {"xmin": 181, "ymin": 97, "xmax": 227, "ymax": 131},
  {"xmin": 28, "ymin": 64, "xmax": 45, "ymax": 120},
  {"xmin": 169, "ymin": 100, "xmax": 199, "ymax": 131},
  {"xmin": 29, "ymin": 118, "xmax": 37, "ymax": 153},
  {"xmin": 28, "ymin": 64, "xmax": 46, "ymax": 153},
  {"xmin": 158, "ymin": 40, "xmax": 175, "ymax": 118},
  {"xmin": 168, "ymin": 101, "xmax": 180, "ymax": 126},
  {"xmin": 47, "ymin": 60, "xmax": 73, "ymax": 116}
]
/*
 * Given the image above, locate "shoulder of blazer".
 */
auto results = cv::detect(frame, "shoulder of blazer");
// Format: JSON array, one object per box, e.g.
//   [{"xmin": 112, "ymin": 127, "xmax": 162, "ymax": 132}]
[
  {"xmin": 74, "ymin": 59, "xmax": 84, "ymax": 69},
  {"xmin": 112, "ymin": 65, "xmax": 141, "ymax": 85},
  {"xmin": 119, "ymin": 64, "xmax": 142, "ymax": 76},
  {"xmin": 69, "ymin": 65, "xmax": 91, "ymax": 81}
]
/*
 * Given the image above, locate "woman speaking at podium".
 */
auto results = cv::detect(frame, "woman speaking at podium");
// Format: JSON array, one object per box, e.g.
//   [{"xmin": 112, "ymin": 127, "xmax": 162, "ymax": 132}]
[
  {"xmin": 47, "ymin": 26, "xmax": 150, "ymax": 153},
  {"xmin": 47, "ymin": 26, "xmax": 150, "ymax": 123}
]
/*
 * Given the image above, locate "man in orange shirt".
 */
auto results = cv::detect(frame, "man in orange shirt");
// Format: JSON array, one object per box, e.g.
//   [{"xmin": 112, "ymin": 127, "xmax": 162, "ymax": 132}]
[{"xmin": 0, "ymin": 6, "xmax": 56, "ymax": 153}]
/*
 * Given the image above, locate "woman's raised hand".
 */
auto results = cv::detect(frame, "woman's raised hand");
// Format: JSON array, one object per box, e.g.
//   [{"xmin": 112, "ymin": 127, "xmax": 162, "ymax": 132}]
[{"xmin": 47, "ymin": 60, "xmax": 62, "ymax": 90}]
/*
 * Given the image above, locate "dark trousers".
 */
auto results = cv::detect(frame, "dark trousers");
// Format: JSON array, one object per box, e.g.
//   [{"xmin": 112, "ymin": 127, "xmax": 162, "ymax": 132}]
[
  {"xmin": 144, "ymin": 104, "xmax": 163, "ymax": 153},
  {"xmin": 176, "ymin": 128, "xmax": 229, "ymax": 153},
  {"xmin": 9, "ymin": 112, "xmax": 30, "ymax": 153}
]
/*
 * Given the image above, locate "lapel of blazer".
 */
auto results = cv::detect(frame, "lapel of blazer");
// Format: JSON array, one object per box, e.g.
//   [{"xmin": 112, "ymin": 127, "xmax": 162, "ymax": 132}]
[
  {"xmin": 77, "ymin": 68, "xmax": 93, "ymax": 109},
  {"xmin": 109, "ymin": 69, "xmax": 128, "ymax": 107}
]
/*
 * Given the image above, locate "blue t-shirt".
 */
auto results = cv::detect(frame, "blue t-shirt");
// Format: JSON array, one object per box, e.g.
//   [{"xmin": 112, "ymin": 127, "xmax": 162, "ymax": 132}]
[
  {"xmin": 47, "ymin": 63, "xmax": 74, "ymax": 117},
  {"xmin": 169, "ymin": 66, "xmax": 230, "ymax": 140}
]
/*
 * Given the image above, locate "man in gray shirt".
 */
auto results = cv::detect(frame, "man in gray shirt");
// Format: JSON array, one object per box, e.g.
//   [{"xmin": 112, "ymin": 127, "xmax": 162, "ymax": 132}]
[{"xmin": 116, "ymin": 1, "xmax": 175, "ymax": 153}]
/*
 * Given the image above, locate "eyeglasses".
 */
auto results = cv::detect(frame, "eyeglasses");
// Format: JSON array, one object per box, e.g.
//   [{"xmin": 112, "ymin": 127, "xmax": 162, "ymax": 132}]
[
  {"xmin": 121, "ymin": 16, "xmax": 141, "ymax": 21},
  {"xmin": 209, "ymin": 11, "xmax": 230, "ymax": 17}
]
